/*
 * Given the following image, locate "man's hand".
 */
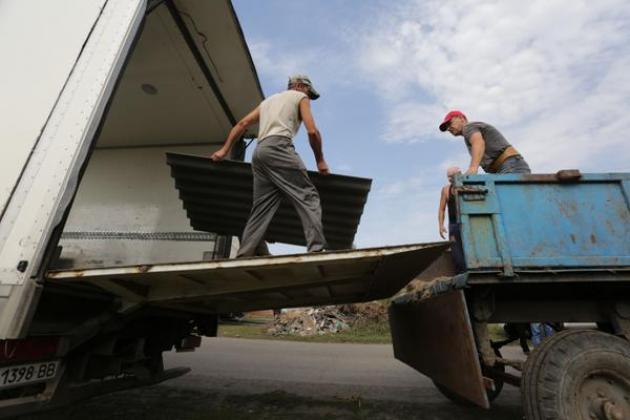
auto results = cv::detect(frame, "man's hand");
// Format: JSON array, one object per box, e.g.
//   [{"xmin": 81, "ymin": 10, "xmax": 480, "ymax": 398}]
[
  {"xmin": 465, "ymin": 166, "xmax": 479, "ymax": 175},
  {"xmin": 317, "ymin": 160, "xmax": 330, "ymax": 174},
  {"xmin": 439, "ymin": 225, "xmax": 448, "ymax": 239},
  {"xmin": 210, "ymin": 148, "xmax": 228, "ymax": 162}
]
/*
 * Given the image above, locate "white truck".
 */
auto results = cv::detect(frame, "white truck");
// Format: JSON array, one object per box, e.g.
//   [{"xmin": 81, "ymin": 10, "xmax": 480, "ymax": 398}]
[{"xmin": 0, "ymin": 1, "xmax": 445, "ymax": 415}]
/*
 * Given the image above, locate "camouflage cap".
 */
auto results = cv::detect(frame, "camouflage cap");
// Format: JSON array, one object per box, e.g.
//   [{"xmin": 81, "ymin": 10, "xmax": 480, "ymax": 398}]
[{"xmin": 288, "ymin": 74, "xmax": 320, "ymax": 100}]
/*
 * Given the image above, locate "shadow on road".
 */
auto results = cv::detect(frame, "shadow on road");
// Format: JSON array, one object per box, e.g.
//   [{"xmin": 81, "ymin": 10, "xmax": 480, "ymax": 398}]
[{"xmin": 16, "ymin": 384, "xmax": 522, "ymax": 420}]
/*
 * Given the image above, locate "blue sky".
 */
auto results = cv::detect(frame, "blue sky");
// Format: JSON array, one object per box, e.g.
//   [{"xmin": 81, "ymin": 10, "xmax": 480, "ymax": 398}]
[{"xmin": 232, "ymin": 0, "xmax": 630, "ymax": 253}]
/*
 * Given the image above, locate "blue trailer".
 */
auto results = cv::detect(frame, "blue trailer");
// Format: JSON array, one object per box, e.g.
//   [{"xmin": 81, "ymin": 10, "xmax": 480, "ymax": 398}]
[{"xmin": 389, "ymin": 170, "xmax": 630, "ymax": 420}]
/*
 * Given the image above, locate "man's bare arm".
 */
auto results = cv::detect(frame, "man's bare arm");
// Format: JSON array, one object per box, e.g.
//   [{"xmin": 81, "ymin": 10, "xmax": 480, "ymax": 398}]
[
  {"xmin": 211, "ymin": 107, "xmax": 260, "ymax": 161},
  {"xmin": 438, "ymin": 186, "xmax": 449, "ymax": 239},
  {"xmin": 299, "ymin": 98, "xmax": 329, "ymax": 174},
  {"xmin": 466, "ymin": 132, "xmax": 485, "ymax": 174}
]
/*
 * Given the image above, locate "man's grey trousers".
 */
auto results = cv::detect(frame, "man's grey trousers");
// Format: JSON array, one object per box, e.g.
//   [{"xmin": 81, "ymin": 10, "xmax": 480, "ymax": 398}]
[{"xmin": 237, "ymin": 136, "xmax": 327, "ymax": 257}]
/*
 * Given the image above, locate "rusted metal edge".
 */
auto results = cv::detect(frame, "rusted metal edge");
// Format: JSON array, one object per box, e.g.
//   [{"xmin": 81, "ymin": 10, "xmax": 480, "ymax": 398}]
[
  {"xmin": 47, "ymin": 242, "xmax": 450, "ymax": 279},
  {"xmin": 393, "ymin": 273, "xmax": 469, "ymax": 305}
]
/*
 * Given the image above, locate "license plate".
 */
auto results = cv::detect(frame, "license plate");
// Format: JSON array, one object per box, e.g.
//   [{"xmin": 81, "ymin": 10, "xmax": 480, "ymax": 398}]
[{"xmin": 0, "ymin": 360, "xmax": 60, "ymax": 389}]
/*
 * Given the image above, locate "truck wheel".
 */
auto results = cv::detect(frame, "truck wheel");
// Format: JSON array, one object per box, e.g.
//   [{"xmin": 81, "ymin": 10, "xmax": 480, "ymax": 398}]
[
  {"xmin": 433, "ymin": 348, "xmax": 504, "ymax": 405},
  {"xmin": 521, "ymin": 329, "xmax": 597, "ymax": 420},
  {"xmin": 522, "ymin": 330, "xmax": 630, "ymax": 420}
]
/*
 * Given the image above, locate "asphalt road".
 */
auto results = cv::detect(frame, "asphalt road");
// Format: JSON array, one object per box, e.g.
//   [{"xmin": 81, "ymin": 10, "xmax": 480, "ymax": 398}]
[
  {"xmin": 21, "ymin": 338, "xmax": 524, "ymax": 419},
  {"xmin": 165, "ymin": 337, "xmax": 511, "ymax": 401},
  {"xmin": 160, "ymin": 337, "xmax": 523, "ymax": 419}
]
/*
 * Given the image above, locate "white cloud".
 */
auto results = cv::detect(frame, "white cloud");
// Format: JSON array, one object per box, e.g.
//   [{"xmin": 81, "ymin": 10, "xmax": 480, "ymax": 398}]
[
  {"xmin": 376, "ymin": 168, "xmax": 440, "ymax": 196},
  {"xmin": 381, "ymin": 102, "xmax": 444, "ymax": 143},
  {"xmin": 354, "ymin": 0, "xmax": 630, "ymax": 171},
  {"xmin": 248, "ymin": 39, "xmax": 356, "ymax": 97},
  {"xmin": 248, "ymin": 41, "xmax": 318, "ymax": 90}
]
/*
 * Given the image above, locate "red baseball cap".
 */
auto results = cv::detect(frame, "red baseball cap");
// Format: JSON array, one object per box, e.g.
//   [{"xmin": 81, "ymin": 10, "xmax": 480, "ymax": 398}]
[{"xmin": 439, "ymin": 110, "xmax": 466, "ymax": 131}]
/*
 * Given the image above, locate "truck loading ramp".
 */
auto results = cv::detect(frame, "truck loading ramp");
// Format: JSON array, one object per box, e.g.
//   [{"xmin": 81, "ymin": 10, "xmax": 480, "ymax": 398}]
[{"xmin": 46, "ymin": 243, "xmax": 449, "ymax": 313}]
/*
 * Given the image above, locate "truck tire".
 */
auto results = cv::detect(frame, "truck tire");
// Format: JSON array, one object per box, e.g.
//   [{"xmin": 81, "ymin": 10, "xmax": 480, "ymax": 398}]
[
  {"xmin": 522, "ymin": 330, "xmax": 630, "ymax": 420},
  {"xmin": 433, "ymin": 348, "xmax": 504, "ymax": 406},
  {"xmin": 521, "ymin": 329, "xmax": 597, "ymax": 420}
]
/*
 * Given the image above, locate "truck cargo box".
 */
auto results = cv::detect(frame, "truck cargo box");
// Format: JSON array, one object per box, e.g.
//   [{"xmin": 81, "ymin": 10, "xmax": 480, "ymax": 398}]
[{"xmin": 457, "ymin": 172, "xmax": 629, "ymax": 277}]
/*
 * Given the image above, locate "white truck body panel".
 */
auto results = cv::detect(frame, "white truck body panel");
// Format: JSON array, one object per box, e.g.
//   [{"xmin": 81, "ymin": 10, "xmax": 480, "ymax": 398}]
[
  {"xmin": 58, "ymin": 145, "xmax": 221, "ymax": 268},
  {"xmin": 53, "ymin": 0, "xmax": 266, "ymax": 270},
  {"xmin": 0, "ymin": 0, "xmax": 145, "ymax": 338},
  {"xmin": 0, "ymin": 0, "xmax": 107, "ymax": 213}
]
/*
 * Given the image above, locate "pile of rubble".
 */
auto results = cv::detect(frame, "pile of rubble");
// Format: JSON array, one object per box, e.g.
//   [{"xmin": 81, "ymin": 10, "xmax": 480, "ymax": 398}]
[
  {"xmin": 339, "ymin": 302, "xmax": 388, "ymax": 326},
  {"xmin": 267, "ymin": 302, "xmax": 388, "ymax": 336},
  {"xmin": 266, "ymin": 306, "xmax": 350, "ymax": 336}
]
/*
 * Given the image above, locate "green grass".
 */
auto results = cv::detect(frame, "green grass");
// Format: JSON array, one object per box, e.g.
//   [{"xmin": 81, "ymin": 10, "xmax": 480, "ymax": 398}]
[
  {"xmin": 487, "ymin": 323, "xmax": 508, "ymax": 341},
  {"xmin": 219, "ymin": 318, "xmax": 513, "ymax": 346},
  {"xmin": 218, "ymin": 317, "xmax": 392, "ymax": 344}
]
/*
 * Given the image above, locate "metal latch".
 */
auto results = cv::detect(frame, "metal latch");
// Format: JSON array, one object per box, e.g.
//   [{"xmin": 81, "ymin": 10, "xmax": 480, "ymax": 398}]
[
  {"xmin": 456, "ymin": 186, "xmax": 488, "ymax": 201},
  {"xmin": 17, "ymin": 260, "xmax": 28, "ymax": 273}
]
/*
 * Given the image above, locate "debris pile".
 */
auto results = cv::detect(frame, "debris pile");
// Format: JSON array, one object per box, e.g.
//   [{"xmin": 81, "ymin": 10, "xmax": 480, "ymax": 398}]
[
  {"xmin": 339, "ymin": 302, "xmax": 388, "ymax": 327},
  {"xmin": 267, "ymin": 302, "xmax": 388, "ymax": 336},
  {"xmin": 267, "ymin": 306, "xmax": 350, "ymax": 336}
]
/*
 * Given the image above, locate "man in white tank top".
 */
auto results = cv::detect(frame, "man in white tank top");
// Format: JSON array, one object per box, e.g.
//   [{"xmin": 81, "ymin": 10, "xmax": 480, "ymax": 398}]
[{"xmin": 211, "ymin": 74, "xmax": 329, "ymax": 256}]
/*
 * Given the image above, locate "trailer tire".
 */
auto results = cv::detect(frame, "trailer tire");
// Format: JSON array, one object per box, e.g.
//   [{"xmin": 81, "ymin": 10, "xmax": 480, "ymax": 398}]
[
  {"xmin": 521, "ymin": 329, "xmax": 596, "ymax": 420},
  {"xmin": 522, "ymin": 330, "xmax": 630, "ymax": 420}
]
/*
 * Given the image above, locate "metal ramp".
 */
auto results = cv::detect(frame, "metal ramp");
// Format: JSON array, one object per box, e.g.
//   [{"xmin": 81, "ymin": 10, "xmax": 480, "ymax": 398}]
[{"xmin": 46, "ymin": 243, "xmax": 449, "ymax": 313}]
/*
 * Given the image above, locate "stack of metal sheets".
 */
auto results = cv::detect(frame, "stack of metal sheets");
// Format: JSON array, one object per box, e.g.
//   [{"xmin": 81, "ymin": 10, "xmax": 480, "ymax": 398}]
[{"xmin": 166, "ymin": 153, "xmax": 372, "ymax": 250}]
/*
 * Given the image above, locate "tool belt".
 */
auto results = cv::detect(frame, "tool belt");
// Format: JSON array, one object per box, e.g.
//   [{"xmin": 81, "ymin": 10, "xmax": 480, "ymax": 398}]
[{"xmin": 488, "ymin": 146, "xmax": 520, "ymax": 173}]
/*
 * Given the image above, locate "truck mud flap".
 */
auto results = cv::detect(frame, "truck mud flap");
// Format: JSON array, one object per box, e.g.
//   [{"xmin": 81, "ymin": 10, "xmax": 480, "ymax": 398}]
[{"xmin": 389, "ymin": 289, "xmax": 489, "ymax": 408}]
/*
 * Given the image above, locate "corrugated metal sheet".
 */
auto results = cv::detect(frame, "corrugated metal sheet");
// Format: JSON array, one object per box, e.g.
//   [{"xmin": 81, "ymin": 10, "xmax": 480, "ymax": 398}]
[
  {"xmin": 166, "ymin": 153, "xmax": 372, "ymax": 250},
  {"xmin": 47, "ymin": 242, "xmax": 450, "ymax": 313}
]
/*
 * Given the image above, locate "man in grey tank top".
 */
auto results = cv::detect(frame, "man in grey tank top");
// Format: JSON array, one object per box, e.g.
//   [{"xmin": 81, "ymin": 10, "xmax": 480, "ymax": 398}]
[
  {"xmin": 211, "ymin": 74, "xmax": 329, "ymax": 257},
  {"xmin": 439, "ymin": 110, "xmax": 531, "ymax": 175}
]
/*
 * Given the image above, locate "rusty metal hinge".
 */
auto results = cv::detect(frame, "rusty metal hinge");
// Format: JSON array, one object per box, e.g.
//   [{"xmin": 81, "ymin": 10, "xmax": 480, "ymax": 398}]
[{"xmin": 456, "ymin": 186, "xmax": 488, "ymax": 201}]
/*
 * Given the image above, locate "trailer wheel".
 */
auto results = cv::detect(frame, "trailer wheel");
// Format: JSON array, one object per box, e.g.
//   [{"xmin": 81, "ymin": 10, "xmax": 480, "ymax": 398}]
[
  {"xmin": 433, "ymin": 348, "xmax": 504, "ymax": 405},
  {"xmin": 521, "ymin": 329, "xmax": 597, "ymax": 419},
  {"xmin": 522, "ymin": 330, "xmax": 630, "ymax": 420}
]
